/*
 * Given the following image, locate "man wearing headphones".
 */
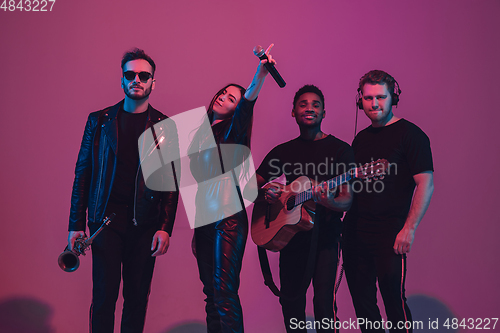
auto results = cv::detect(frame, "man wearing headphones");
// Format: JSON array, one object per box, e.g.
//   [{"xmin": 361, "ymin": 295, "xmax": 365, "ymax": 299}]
[{"xmin": 343, "ymin": 70, "xmax": 434, "ymax": 332}]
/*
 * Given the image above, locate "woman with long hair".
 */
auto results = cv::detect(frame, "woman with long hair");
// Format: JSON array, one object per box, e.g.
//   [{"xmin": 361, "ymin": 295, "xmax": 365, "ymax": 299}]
[{"xmin": 189, "ymin": 44, "xmax": 276, "ymax": 333}]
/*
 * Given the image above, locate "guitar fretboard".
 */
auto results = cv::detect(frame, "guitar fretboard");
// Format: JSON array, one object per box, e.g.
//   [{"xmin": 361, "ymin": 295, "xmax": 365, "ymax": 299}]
[{"xmin": 294, "ymin": 170, "xmax": 355, "ymax": 207}]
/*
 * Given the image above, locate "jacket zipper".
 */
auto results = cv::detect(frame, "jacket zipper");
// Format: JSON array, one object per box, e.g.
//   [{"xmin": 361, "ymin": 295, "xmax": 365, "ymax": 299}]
[
  {"xmin": 132, "ymin": 166, "xmax": 140, "ymax": 226},
  {"xmin": 94, "ymin": 133, "xmax": 106, "ymax": 223},
  {"xmin": 133, "ymin": 117, "xmax": 153, "ymax": 226}
]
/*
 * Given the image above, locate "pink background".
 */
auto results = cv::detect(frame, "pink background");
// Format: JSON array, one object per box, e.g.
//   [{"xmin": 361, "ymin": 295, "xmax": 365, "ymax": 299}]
[{"xmin": 1, "ymin": 0, "xmax": 499, "ymax": 332}]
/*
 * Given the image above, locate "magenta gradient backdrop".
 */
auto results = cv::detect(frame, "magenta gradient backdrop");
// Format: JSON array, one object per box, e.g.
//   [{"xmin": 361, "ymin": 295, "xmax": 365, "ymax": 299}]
[{"xmin": 1, "ymin": 1, "xmax": 499, "ymax": 332}]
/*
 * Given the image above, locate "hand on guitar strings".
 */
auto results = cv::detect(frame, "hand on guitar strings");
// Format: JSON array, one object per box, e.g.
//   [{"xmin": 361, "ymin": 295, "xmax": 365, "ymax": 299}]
[{"xmin": 264, "ymin": 186, "xmax": 282, "ymax": 204}]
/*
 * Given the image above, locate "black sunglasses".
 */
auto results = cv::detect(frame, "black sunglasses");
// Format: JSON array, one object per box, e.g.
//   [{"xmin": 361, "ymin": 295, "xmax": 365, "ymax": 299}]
[{"xmin": 123, "ymin": 71, "xmax": 153, "ymax": 83}]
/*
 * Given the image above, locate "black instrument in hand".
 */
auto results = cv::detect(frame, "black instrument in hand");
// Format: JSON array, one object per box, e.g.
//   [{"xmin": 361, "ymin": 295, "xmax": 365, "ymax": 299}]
[
  {"xmin": 58, "ymin": 213, "xmax": 115, "ymax": 272},
  {"xmin": 253, "ymin": 45, "xmax": 286, "ymax": 88}
]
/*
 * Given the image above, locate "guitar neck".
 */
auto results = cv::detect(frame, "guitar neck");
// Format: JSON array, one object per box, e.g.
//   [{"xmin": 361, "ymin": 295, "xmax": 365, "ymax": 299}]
[{"xmin": 295, "ymin": 170, "xmax": 354, "ymax": 206}]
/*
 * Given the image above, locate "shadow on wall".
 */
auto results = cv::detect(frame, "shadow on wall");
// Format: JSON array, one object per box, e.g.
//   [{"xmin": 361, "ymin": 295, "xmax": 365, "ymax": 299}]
[
  {"xmin": 0, "ymin": 297, "xmax": 54, "ymax": 333},
  {"xmin": 161, "ymin": 320, "xmax": 207, "ymax": 333},
  {"xmin": 299, "ymin": 295, "xmax": 458, "ymax": 333},
  {"xmin": 408, "ymin": 294, "xmax": 458, "ymax": 333}
]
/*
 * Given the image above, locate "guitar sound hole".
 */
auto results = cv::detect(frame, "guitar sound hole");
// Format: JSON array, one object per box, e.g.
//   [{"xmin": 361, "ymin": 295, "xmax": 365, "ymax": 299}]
[{"xmin": 286, "ymin": 196, "xmax": 296, "ymax": 211}]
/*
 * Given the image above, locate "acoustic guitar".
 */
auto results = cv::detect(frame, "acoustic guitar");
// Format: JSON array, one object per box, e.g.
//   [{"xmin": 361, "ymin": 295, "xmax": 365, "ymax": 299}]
[{"xmin": 251, "ymin": 159, "xmax": 388, "ymax": 251}]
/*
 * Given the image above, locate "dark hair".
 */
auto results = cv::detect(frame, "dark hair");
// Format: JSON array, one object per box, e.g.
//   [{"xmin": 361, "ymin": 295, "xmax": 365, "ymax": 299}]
[
  {"xmin": 188, "ymin": 83, "xmax": 252, "ymax": 179},
  {"xmin": 358, "ymin": 70, "xmax": 400, "ymax": 100},
  {"xmin": 206, "ymin": 83, "xmax": 247, "ymax": 123},
  {"xmin": 189, "ymin": 83, "xmax": 250, "ymax": 152},
  {"xmin": 121, "ymin": 48, "xmax": 156, "ymax": 77},
  {"xmin": 293, "ymin": 84, "xmax": 325, "ymax": 109}
]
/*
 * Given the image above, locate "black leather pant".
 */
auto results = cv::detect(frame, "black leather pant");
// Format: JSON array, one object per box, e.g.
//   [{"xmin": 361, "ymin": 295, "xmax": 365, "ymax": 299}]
[{"xmin": 194, "ymin": 210, "xmax": 248, "ymax": 333}]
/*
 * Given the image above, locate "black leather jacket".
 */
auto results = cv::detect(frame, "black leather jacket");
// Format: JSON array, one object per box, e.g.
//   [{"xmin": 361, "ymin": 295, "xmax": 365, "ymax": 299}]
[{"xmin": 69, "ymin": 100, "xmax": 179, "ymax": 235}]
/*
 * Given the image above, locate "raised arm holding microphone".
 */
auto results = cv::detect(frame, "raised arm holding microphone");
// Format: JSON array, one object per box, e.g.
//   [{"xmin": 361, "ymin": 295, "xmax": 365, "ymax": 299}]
[{"xmin": 188, "ymin": 44, "xmax": 277, "ymax": 333}]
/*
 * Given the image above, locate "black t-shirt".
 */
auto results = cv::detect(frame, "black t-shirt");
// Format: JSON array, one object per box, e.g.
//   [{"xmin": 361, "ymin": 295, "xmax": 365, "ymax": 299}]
[
  {"xmin": 257, "ymin": 135, "xmax": 354, "ymax": 229},
  {"xmin": 108, "ymin": 108, "xmax": 149, "ymax": 205},
  {"xmin": 344, "ymin": 119, "xmax": 433, "ymax": 243}
]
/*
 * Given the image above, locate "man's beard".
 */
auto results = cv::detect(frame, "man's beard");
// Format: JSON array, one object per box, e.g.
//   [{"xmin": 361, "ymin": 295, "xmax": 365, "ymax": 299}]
[{"xmin": 124, "ymin": 85, "xmax": 152, "ymax": 101}]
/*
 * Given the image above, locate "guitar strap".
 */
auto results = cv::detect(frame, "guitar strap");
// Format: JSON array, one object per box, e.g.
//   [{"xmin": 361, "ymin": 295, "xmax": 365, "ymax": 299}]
[
  {"xmin": 257, "ymin": 245, "xmax": 281, "ymax": 297},
  {"xmin": 257, "ymin": 205, "xmax": 320, "ymax": 301}
]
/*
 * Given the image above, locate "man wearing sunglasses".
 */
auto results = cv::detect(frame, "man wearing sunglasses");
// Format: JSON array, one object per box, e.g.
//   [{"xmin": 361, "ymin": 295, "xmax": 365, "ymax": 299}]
[{"xmin": 67, "ymin": 48, "xmax": 179, "ymax": 332}]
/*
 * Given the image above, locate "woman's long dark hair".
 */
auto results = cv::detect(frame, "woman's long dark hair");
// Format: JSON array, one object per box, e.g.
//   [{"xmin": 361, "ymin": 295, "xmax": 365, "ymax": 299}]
[
  {"xmin": 189, "ymin": 83, "xmax": 252, "ymax": 150},
  {"xmin": 188, "ymin": 83, "xmax": 254, "ymax": 182},
  {"xmin": 207, "ymin": 83, "xmax": 247, "ymax": 122}
]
